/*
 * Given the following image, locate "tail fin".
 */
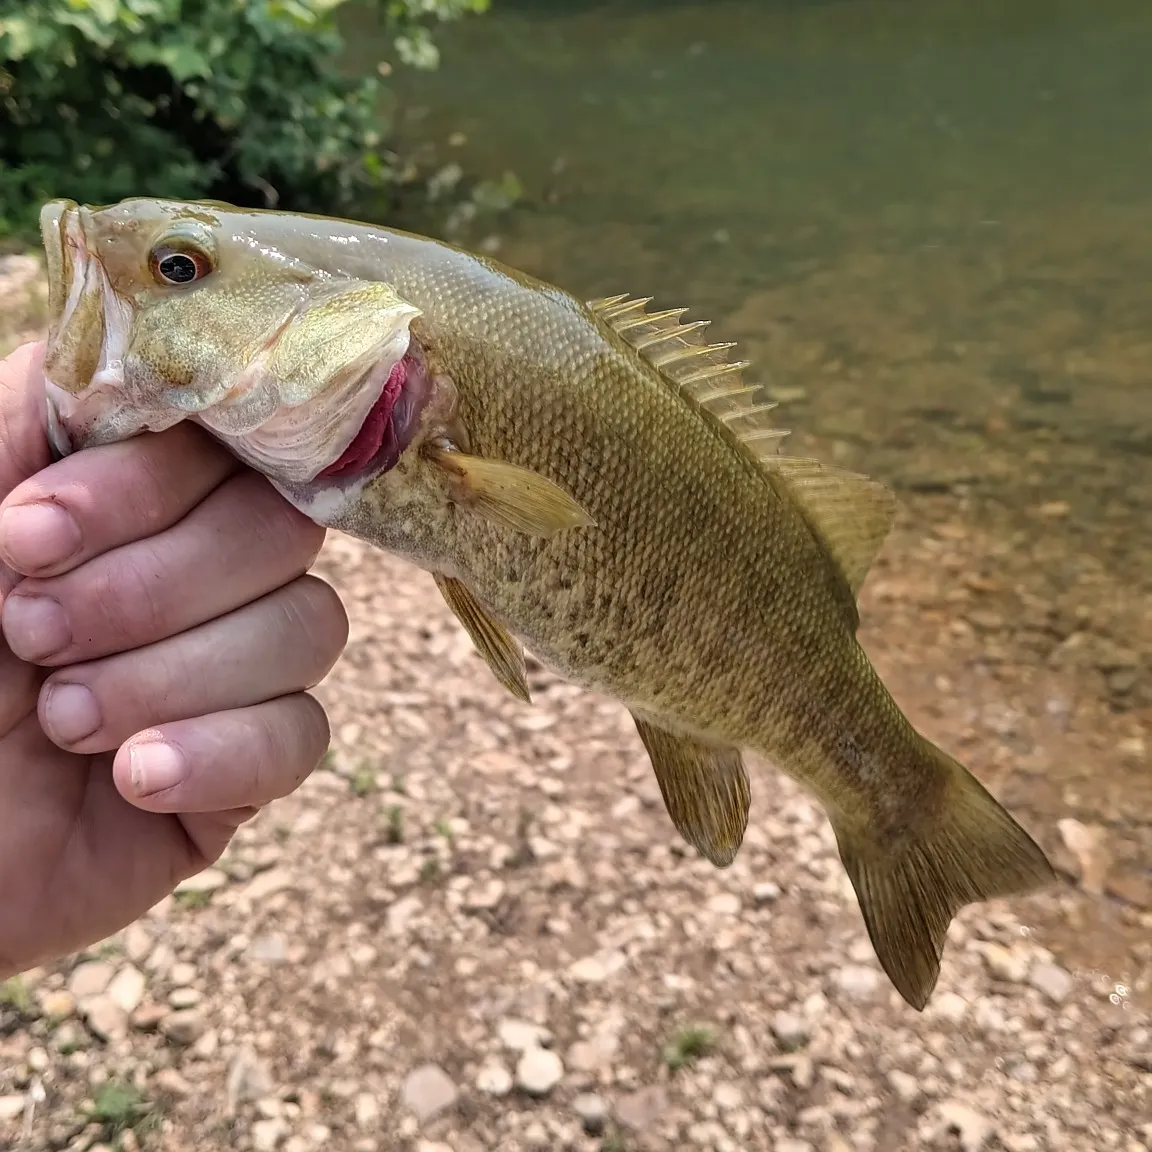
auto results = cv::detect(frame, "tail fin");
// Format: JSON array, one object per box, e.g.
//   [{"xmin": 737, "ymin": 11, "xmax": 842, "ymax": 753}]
[{"xmin": 832, "ymin": 738, "xmax": 1057, "ymax": 1011}]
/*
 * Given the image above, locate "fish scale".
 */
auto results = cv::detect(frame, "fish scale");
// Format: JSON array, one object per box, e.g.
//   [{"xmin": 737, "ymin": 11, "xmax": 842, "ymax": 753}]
[{"xmin": 37, "ymin": 196, "xmax": 1057, "ymax": 1011}]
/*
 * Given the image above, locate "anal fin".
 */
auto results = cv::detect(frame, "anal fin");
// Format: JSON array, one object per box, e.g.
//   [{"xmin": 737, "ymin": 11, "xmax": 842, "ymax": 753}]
[
  {"xmin": 632, "ymin": 711, "xmax": 751, "ymax": 868},
  {"xmin": 433, "ymin": 573, "xmax": 531, "ymax": 703}
]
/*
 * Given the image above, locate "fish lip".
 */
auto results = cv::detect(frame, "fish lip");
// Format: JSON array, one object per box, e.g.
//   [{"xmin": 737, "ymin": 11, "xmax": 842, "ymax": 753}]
[{"xmin": 39, "ymin": 199, "xmax": 74, "ymax": 334}]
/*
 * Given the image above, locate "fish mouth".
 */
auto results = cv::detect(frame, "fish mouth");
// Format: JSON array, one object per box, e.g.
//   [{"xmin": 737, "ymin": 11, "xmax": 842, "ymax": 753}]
[
  {"xmin": 310, "ymin": 332, "xmax": 433, "ymax": 491},
  {"xmin": 38, "ymin": 198, "xmax": 138, "ymax": 458}
]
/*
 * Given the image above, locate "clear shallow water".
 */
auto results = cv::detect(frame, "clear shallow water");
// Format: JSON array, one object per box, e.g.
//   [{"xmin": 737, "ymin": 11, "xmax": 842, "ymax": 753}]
[{"xmin": 347, "ymin": 0, "xmax": 1151, "ymax": 980}]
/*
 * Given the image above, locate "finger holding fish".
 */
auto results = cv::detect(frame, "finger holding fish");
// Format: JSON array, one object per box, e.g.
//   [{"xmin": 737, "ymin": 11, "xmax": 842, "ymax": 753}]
[{"xmin": 36, "ymin": 575, "xmax": 346, "ymax": 756}]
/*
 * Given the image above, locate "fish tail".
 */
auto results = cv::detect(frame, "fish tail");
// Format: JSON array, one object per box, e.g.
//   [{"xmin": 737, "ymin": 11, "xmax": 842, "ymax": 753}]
[{"xmin": 831, "ymin": 736, "xmax": 1057, "ymax": 1011}]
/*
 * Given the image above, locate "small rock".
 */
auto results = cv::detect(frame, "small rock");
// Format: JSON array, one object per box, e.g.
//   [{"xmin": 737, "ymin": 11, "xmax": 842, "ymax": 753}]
[
  {"xmin": 169, "ymin": 962, "xmax": 197, "ymax": 987},
  {"xmin": 168, "ymin": 987, "xmax": 202, "ymax": 1009},
  {"xmin": 251, "ymin": 1118, "xmax": 287, "ymax": 1152},
  {"xmin": 154, "ymin": 1068, "xmax": 192, "ymax": 1097},
  {"xmin": 832, "ymin": 965, "xmax": 881, "ymax": 1001},
  {"xmin": 713, "ymin": 1082, "xmax": 743, "ymax": 1110},
  {"xmin": 106, "ymin": 966, "xmax": 146, "ymax": 1015},
  {"xmin": 1029, "ymin": 962, "xmax": 1073, "ymax": 1004},
  {"xmin": 753, "ymin": 881, "xmax": 781, "ymax": 905},
  {"xmin": 401, "ymin": 1064, "xmax": 458, "ymax": 1125},
  {"xmin": 573, "ymin": 1092, "xmax": 608, "ymax": 1136},
  {"xmin": 982, "ymin": 944, "xmax": 1028, "ymax": 984},
  {"xmin": 354, "ymin": 1092, "xmax": 379, "ymax": 1128},
  {"xmin": 928, "ymin": 992, "xmax": 968, "ymax": 1023},
  {"xmin": 462, "ymin": 878, "xmax": 505, "ymax": 911},
  {"xmin": 39, "ymin": 990, "xmax": 76, "ymax": 1019},
  {"xmin": 933, "ymin": 1101, "xmax": 995, "ymax": 1152},
  {"xmin": 475, "ymin": 1060, "xmax": 513, "ymax": 1097},
  {"xmin": 1056, "ymin": 818, "xmax": 1107, "ymax": 894},
  {"xmin": 160, "ymin": 1009, "xmax": 205, "ymax": 1045},
  {"xmin": 568, "ymin": 951, "xmax": 624, "ymax": 983},
  {"xmin": 706, "ymin": 893, "xmax": 742, "ymax": 917},
  {"xmin": 131, "ymin": 1003, "xmax": 168, "ymax": 1032},
  {"xmin": 777, "ymin": 1141, "xmax": 814, "ymax": 1152},
  {"xmin": 888, "ymin": 1069, "xmax": 920, "ymax": 1103},
  {"xmin": 386, "ymin": 896, "xmax": 422, "ymax": 936},
  {"xmin": 249, "ymin": 935, "xmax": 288, "ymax": 965},
  {"xmin": 174, "ymin": 868, "xmax": 228, "ymax": 894},
  {"xmin": 497, "ymin": 1018, "xmax": 550, "ymax": 1052},
  {"xmin": 516, "ymin": 1047, "xmax": 564, "ymax": 1096},
  {"xmin": 68, "ymin": 960, "xmax": 115, "ymax": 1000},
  {"xmin": 0, "ymin": 1094, "xmax": 25, "ymax": 1121},
  {"xmin": 82, "ymin": 995, "xmax": 129, "ymax": 1041},
  {"xmin": 771, "ymin": 1011, "xmax": 810, "ymax": 1052},
  {"xmin": 226, "ymin": 1047, "xmax": 275, "ymax": 1111},
  {"xmin": 615, "ymin": 1085, "xmax": 668, "ymax": 1131}
]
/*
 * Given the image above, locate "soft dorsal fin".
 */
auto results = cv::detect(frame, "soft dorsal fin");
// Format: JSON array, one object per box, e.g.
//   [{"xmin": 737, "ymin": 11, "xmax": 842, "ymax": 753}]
[
  {"xmin": 767, "ymin": 457, "xmax": 897, "ymax": 596},
  {"xmin": 586, "ymin": 293, "xmax": 896, "ymax": 597}
]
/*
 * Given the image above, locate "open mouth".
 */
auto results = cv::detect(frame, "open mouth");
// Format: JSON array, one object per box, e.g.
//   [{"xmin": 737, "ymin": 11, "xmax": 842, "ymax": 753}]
[{"xmin": 313, "ymin": 333, "xmax": 432, "ymax": 489}]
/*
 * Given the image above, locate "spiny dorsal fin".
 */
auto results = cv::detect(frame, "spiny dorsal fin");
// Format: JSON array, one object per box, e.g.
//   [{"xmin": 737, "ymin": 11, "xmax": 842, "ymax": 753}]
[
  {"xmin": 586, "ymin": 293, "xmax": 896, "ymax": 597},
  {"xmin": 587, "ymin": 292, "xmax": 791, "ymax": 460}
]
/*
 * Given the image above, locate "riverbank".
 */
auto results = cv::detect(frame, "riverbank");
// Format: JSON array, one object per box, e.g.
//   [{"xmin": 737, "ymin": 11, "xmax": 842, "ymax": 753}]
[{"xmin": 0, "ymin": 251, "xmax": 47, "ymax": 359}]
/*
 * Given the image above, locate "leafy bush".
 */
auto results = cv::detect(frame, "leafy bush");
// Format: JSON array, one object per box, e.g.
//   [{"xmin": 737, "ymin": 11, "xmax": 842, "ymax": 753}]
[{"xmin": 0, "ymin": 0, "xmax": 488, "ymax": 241}]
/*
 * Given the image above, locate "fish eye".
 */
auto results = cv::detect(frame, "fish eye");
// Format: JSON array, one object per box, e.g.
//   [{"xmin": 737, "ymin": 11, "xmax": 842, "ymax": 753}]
[{"xmin": 149, "ymin": 236, "xmax": 215, "ymax": 287}]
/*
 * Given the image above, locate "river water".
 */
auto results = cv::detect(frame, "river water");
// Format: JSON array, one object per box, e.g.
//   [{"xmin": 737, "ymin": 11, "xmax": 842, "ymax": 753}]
[{"xmin": 350, "ymin": 0, "xmax": 1150, "ymax": 994}]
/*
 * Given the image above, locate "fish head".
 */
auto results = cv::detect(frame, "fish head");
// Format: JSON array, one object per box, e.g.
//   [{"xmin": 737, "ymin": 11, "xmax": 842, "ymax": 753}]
[{"xmin": 39, "ymin": 196, "xmax": 433, "ymax": 518}]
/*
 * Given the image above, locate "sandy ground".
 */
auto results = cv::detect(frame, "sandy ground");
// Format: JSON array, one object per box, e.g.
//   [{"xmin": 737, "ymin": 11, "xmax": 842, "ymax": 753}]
[{"xmin": 0, "ymin": 251, "xmax": 1148, "ymax": 1152}]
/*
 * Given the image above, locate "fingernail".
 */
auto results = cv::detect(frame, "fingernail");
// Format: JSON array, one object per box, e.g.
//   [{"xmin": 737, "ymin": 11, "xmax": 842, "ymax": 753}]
[
  {"xmin": 42, "ymin": 682, "xmax": 101, "ymax": 746},
  {"xmin": 0, "ymin": 503, "xmax": 81, "ymax": 573},
  {"xmin": 129, "ymin": 741, "xmax": 187, "ymax": 796},
  {"xmin": 2, "ymin": 594, "xmax": 70, "ymax": 661}
]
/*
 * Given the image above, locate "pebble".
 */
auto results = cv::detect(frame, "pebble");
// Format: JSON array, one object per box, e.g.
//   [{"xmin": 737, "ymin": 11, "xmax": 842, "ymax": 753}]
[
  {"xmin": 251, "ymin": 1118, "xmax": 287, "ymax": 1151},
  {"xmin": 573, "ymin": 1092, "xmax": 608, "ymax": 1136},
  {"xmin": 497, "ymin": 1018, "xmax": 550, "ymax": 1052},
  {"xmin": 615, "ymin": 1085, "xmax": 668, "ymax": 1131},
  {"xmin": 888, "ymin": 1069, "xmax": 921, "ymax": 1103},
  {"xmin": 67, "ymin": 960, "xmax": 115, "ymax": 1000},
  {"xmin": 160, "ymin": 1009, "xmax": 205, "ymax": 1045},
  {"xmin": 568, "ymin": 951, "xmax": 624, "ymax": 983},
  {"xmin": 713, "ymin": 1081, "xmax": 743, "ymax": 1109},
  {"xmin": 106, "ymin": 966, "xmax": 146, "ymax": 1014},
  {"xmin": 928, "ymin": 991, "xmax": 968, "ymax": 1023},
  {"xmin": 516, "ymin": 1047, "xmax": 564, "ymax": 1096},
  {"xmin": 1029, "ymin": 962, "xmax": 1073, "ymax": 1004},
  {"xmin": 475, "ymin": 1059, "xmax": 513, "ymax": 1097},
  {"xmin": 753, "ymin": 881, "xmax": 781, "ymax": 904},
  {"xmin": 82, "ymin": 996, "xmax": 129, "ymax": 1041},
  {"xmin": 400, "ymin": 1064, "xmax": 459, "ymax": 1124},
  {"xmin": 39, "ymin": 990, "xmax": 76, "ymax": 1018},
  {"xmin": 168, "ymin": 987, "xmax": 202, "ymax": 1009},
  {"xmin": 0, "ymin": 1095, "xmax": 25, "ymax": 1121},
  {"xmin": 169, "ymin": 962, "xmax": 198, "ymax": 987},
  {"xmin": 771, "ymin": 1011, "xmax": 811, "ymax": 1052},
  {"xmin": 174, "ymin": 868, "xmax": 228, "ymax": 894},
  {"xmin": 707, "ymin": 892, "xmax": 742, "ymax": 916},
  {"xmin": 354, "ymin": 1093, "xmax": 379, "ymax": 1127},
  {"xmin": 932, "ymin": 1101, "xmax": 995, "ymax": 1152},
  {"xmin": 249, "ymin": 935, "xmax": 289, "ymax": 965},
  {"xmin": 832, "ymin": 964, "xmax": 881, "ymax": 1001},
  {"xmin": 982, "ymin": 944, "xmax": 1028, "ymax": 984}
]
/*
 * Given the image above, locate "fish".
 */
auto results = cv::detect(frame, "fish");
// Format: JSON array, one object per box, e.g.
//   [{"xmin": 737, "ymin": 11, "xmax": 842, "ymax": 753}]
[{"xmin": 37, "ymin": 196, "xmax": 1057, "ymax": 1010}]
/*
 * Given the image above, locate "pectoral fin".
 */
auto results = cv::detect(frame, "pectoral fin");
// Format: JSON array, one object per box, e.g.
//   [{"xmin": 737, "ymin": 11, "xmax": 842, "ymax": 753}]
[
  {"xmin": 429, "ymin": 447, "xmax": 596, "ymax": 537},
  {"xmin": 632, "ymin": 712, "xmax": 751, "ymax": 867},
  {"xmin": 433, "ymin": 573, "xmax": 531, "ymax": 703}
]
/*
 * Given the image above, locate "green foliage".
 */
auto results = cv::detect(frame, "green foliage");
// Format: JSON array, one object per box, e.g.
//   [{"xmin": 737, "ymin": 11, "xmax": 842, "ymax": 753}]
[{"xmin": 0, "ymin": 0, "xmax": 489, "ymax": 240}]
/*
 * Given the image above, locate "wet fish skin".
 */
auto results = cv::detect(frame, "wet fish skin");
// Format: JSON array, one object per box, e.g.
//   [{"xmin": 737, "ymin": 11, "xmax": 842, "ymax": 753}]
[{"xmin": 37, "ymin": 196, "xmax": 1058, "ymax": 1010}]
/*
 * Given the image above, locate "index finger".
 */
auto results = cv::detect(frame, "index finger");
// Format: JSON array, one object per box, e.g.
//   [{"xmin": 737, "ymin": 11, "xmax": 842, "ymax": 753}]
[{"xmin": 0, "ymin": 420, "xmax": 240, "ymax": 579}]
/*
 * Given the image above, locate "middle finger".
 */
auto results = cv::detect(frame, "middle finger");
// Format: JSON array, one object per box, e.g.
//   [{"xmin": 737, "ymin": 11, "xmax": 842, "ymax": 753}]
[
  {"xmin": 38, "ymin": 574, "xmax": 347, "ymax": 754},
  {"xmin": 2, "ymin": 471, "xmax": 326, "ymax": 666}
]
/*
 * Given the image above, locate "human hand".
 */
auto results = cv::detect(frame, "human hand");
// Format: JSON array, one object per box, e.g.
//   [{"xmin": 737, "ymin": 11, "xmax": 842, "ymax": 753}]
[{"xmin": 0, "ymin": 340, "xmax": 347, "ymax": 978}]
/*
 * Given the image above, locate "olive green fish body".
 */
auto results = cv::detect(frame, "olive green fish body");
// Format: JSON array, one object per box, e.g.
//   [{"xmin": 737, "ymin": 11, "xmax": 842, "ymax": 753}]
[{"xmin": 36, "ymin": 198, "xmax": 1058, "ymax": 1011}]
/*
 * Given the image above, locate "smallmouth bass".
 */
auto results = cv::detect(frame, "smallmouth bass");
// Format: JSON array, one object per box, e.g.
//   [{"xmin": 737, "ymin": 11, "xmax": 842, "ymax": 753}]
[{"xmin": 36, "ymin": 196, "xmax": 1057, "ymax": 1009}]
